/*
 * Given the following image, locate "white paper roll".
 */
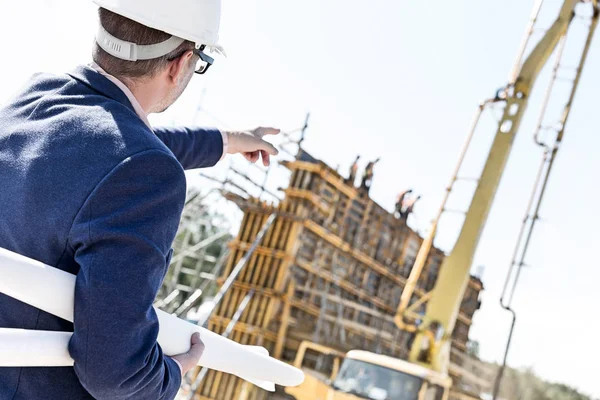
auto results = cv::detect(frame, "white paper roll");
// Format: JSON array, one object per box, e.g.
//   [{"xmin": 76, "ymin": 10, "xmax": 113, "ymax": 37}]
[
  {"xmin": 0, "ymin": 248, "xmax": 304, "ymax": 389},
  {"xmin": 0, "ymin": 329, "xmax": 276, "ymax": 392},
  {"xmin": 0, "ymin": 329, "xmax": 73, "ymax": 367}
]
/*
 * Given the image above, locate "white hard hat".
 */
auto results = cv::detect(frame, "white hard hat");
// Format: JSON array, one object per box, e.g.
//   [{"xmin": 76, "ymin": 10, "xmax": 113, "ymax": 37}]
[{"xmin": 92, "ymin": 0, "xmax": 225, "ymax": 62}]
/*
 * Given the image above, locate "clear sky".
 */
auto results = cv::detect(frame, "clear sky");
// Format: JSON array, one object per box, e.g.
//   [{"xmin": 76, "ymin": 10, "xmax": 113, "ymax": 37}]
[{"xmin": 2, "ymin": 0, "xmax": 599, "ymax": 397}]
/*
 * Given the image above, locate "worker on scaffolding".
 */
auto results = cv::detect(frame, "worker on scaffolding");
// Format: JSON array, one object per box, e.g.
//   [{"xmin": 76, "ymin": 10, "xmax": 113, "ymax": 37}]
[
  {"xmin": 345, "ymin": 155, "xmax": 361, "ymax": 186},
  {"xmin": 360, "ymin": 158, "xmax": 380, "ymax": 192},
  {"xmin": 400, "ymin": 195, "xmax": 422, "ymax": 221},
  {"xmin": 0, "ymin": 1, "xmax": 279, "ymax": 399},
  {"xmin": 394, "ymin": 189, "xmax": 413, "ymax": 218}
]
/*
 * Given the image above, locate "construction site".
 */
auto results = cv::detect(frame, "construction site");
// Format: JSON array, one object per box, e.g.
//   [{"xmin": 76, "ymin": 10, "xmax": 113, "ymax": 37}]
[
  {"xmin": 147, "ymin": 0, "xmax": 600, "ymax": 399},
  {"xmin": 1, "ymin": 0, "xmax": 597, "ymax": 399},
  {"xmin": 160, "ymin": 144, "xmax": 490, "ymax": 399}
]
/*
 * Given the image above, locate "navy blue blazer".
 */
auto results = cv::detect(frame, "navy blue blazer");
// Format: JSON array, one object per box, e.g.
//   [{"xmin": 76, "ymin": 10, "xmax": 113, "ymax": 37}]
[{"xmin": 0, "ymin": 66, "xmax": 223, "ymax": 399}]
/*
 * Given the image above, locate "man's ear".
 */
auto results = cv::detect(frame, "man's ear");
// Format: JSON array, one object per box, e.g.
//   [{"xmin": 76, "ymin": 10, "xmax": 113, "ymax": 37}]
[{"xmin": 168, "ymin": 50, "xmax": 194, "ymax": 84}]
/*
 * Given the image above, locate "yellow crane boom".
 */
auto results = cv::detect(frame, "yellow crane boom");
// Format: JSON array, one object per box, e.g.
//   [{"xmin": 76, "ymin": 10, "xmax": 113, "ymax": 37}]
[{"xmin": 395, "ymin": 0, "xmax": 596, "ymax": 374}]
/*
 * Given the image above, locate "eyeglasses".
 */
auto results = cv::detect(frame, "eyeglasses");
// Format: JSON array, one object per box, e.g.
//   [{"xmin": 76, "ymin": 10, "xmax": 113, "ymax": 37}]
[
  {"xmin": 192, "ymin": 45, "xmax": 214, "ymax": 75},
  {"xmin": 168, "ymin": 45, "xmax": 214, "ymax": 75}
]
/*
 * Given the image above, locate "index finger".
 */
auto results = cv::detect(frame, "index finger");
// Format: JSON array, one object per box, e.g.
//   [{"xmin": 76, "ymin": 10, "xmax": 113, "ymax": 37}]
[
  {"xmin": 259, "ymin": 140, "xmax": 279, "ymax": 156},
  {"xmin": 258, "ymin": 127, "xmax": 280, "ymax": 136}
]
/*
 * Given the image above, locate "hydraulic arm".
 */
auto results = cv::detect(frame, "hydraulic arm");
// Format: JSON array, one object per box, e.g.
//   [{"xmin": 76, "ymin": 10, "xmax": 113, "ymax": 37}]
[{"xmin": 395, "ymin": 0, "xmax": 587, "ymax": 374}]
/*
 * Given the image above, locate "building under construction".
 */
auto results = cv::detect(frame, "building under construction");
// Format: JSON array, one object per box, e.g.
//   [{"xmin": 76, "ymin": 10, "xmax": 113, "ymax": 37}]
[{"xmin": 173, "ymin": 149, "xmax": 483, "ymax": 400}]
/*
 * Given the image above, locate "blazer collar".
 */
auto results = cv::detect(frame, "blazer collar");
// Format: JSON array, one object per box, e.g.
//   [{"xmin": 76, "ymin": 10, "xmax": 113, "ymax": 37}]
[{"xmin": 67, "ymin": 65, "xmax": 136, "ymax": 114}]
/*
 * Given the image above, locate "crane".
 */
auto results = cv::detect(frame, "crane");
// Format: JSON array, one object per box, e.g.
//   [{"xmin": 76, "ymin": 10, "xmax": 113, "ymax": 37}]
[{"xmin": 395, "ymin": 0, "xmax": 597, "ymax": 381}]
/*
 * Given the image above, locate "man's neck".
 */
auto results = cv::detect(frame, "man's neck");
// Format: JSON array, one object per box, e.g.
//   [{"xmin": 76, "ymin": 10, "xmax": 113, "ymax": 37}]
[
  {"xmin": 96, "ymin": 62, "xmax": 160, "ymax": 114},
  {"xmin": 121, "ymin": 78, "xmax": 161, "ymax": 115}
]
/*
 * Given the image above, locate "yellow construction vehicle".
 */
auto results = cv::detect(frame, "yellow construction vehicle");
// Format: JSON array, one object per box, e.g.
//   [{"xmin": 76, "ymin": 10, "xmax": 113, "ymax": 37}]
[
  {"xmin": 285, "ymin": 341, "xmax": 451, "ymax": 400},
  {"xmin": 277, "ymin": 1, "xmax": 598, "ymax": 399}
]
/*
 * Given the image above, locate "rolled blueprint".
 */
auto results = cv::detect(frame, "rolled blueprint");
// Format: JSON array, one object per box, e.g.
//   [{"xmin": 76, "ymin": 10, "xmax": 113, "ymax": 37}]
[
  {"xmin": 0, "ymin": 248, "xmax": 304, "ymax": 390},
  {"xmin": 0, "ymin": 329, "xmax": 73, "ymax": 367},
  {"xmin": 0, "ymin": 329, "xmax": 276, "ymax": 392}
]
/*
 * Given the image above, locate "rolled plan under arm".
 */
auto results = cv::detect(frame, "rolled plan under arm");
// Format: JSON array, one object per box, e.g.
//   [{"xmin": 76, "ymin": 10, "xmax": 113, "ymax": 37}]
[{"xmin": 0, "ymin": 247, "xmax": 304, "ymax": 389}]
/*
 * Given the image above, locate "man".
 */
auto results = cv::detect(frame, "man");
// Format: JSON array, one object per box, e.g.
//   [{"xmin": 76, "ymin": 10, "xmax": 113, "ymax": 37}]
[
  {"xmin": 401, "ymin": 195, "xmax": 422, "ymax": 221},
  {"xmin": 394, "ymin": 189, "xmax": 413, "ymax": 218},
  {"xmin": 0, "ymin": 1, "xmax": 278, "ymax": 399},
  {"xmin": 345, "ymin": 155, "xmax": 360, "ymax": 186},
  {"xmin": 360, "ymin": 157, "xmax": 380, "ymax": 192}
]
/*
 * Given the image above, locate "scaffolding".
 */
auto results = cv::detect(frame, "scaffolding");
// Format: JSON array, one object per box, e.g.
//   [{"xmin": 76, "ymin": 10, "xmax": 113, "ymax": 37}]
[
  {"xmin": 155, "ymin": 190, "xmax": 232, "ymax": 317},
  {"xmin": 185, "ymin": 148, "xmax": 483, "ymax": 400}
]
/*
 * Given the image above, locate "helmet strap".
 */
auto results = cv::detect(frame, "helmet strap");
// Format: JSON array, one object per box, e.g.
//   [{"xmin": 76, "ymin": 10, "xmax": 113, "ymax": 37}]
[{"xmin": 96, "ymin": 25, "xmax": 185, "ymax": 61}]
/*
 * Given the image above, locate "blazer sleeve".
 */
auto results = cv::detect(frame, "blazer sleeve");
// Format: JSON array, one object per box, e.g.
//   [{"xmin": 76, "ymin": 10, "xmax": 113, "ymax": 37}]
[
  {"xmin": 153, "ymin": 126, "xmax": 224, "ymax": 170},
  {"xmin": 67, "ymin": 149, "xmax": 186, "ymax": 400}
]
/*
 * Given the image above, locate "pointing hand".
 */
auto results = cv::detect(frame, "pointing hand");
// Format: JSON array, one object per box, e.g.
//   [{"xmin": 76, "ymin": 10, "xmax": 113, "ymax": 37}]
[{"xmin": 226, "ymin": 127, "xmax": 280, "ymax": 166}]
